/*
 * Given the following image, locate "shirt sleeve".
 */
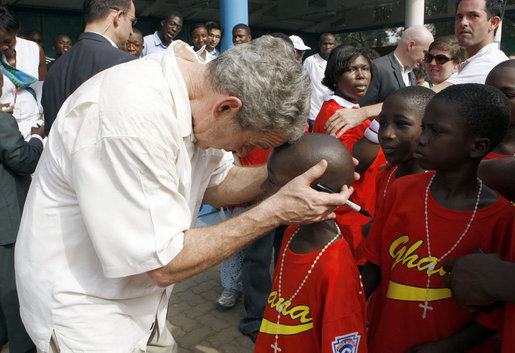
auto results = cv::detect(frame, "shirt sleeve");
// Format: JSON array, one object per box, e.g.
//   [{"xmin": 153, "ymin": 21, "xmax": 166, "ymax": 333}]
[{"xmin": 72, "ymin": 135, "xmax": 189, "ymax": 278}]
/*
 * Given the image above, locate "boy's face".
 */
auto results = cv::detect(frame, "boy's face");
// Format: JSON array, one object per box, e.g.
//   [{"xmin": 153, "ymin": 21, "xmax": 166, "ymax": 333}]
[
  {"xmin": 191, "ymin": 27, "xmax": 208, "ymax": 51},
  {"xmin": 262, "ymin": 151, "xmax": 292, "ymax": 197},
  {"xmin": 415, "ymin": 99, "xmax": 474, "ymax": 171},
  {"xmin": 232, "ymin": 28, "xmax": 251, "ymax": 45},
  {"xmin": 485, "ymin": 68, "xmax": 515, "ymax": 126},
  {"xmin": 336, "ymin": 54, "xmax": 371, "ymax": 104},
  {"xmin": 207, "ymin": 28, "xmax": 222, "ymax": 49},
  {"xmin": 378, "ymin": 95, "xmax": 423, "ymax": 165}
]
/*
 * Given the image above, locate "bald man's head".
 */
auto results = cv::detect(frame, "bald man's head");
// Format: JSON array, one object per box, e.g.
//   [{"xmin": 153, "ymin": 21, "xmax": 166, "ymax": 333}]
[{"xmin": 397, "ymin": 25, "xmax": 434, "ymax": 69}]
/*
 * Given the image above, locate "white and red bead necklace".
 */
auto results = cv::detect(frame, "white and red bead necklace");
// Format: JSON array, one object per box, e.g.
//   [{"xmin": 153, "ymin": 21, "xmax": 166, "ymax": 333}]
[
  {"xmin": 420, "ymin": 174, "xmax": 482, "ymax": 319},
  {"xmin": 271, "ymin": 224, "xmax": 341, "ymax": 352}
]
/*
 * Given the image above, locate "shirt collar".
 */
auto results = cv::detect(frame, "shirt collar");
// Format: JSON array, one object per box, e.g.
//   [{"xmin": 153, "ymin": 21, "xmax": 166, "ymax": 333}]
[
  {"xmin": 153, "ymin": 31, "xmax": 169, "ymax": 49},
  {"xmin": 330, "ymin": 94, "xmax": 360, "ymax": 109},
  {"xmin": 89, "ymin": 32, "xmax": 118, "ymax": 48},
  {"xmin": 393, "ymin": 53, "xmax": 412, "ymax": 74}
]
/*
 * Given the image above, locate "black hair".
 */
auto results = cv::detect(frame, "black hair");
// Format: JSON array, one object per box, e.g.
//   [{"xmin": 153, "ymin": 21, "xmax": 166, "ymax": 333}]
[
  {"xmin": 486, "ymin": 58, "xmax": 515, "ymax": 81},
  {"xmin": 206, "ymin": 21, "xmax": 223, "ymax": 35},
  {"xmin": 386, "ymin": 86, "xmax": 436, "ymax": 118},
  {"xmin": 232, "ymin": 23, "xmax": 251, "ymax": 35},
  {"xmin": 456, "ymin": 0, "xmax": 504, "ymax": 19},
  {"xmin": 131, "ymin": 27, "xmax": 142, "ymax": 37},
  {"xmin": 269, "ymin": 32, "xmax": 293, "ymax": 46},
  {"xmin": 162, "ymin": 11, "xmax": 183, "ymax": 22},
  {"xmin": 318, "ymin": 33, "xmax": 335, "ymax": 44},
  {"xmin": 82, "ymin": 0, "xmax": 132, "ymax": 23},
  {"xmin": 434, "ymin": 84, "xmax": 510, "ymax": 151},
  {"xmin": 0, "ymin": 6, "xmax": 21, "ymax": 34},
  {"xmin": 190, "ymin": 22, "xmax": 207, "ymax": 36},
  {"xmin": 322, "ymin": 45, "xmax": 374, "ymax": 92}
]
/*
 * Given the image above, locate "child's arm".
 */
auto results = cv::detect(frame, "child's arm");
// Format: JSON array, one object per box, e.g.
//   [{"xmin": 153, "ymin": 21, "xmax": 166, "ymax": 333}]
[
  {"xmin": 404, "ymin": 321, "xmax": 497, "ymax": 353},
  {"xmin": 362, "ymin": 260, "xmax": 381, "ymax": 299},
  {"xmin": 352, "ymin": 136, "xmax": 380, "ymax": 174}
]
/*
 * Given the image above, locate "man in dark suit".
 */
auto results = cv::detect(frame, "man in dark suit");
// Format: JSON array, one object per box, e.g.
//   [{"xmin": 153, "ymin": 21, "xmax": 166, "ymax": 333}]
[
  {"xmin": 359, "ymin": 25, "xmax": 434, "ymax": 107},
  {"xmin": 42, "ymin": 0, "xmax": 136, "ymax": 135},
  {"xmin": 0, "ymin": 71, "xmax": 43, "ymax": 353}
]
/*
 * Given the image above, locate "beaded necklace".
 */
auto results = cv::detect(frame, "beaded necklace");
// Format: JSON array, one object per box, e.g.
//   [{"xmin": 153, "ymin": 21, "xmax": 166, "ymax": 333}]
[
  {"xmin": 383, "ymin": 166, "xmax": 398, "ymax": 198},
  {"xmin": 420, "ymin": 175, "xmax": 482, "ymax": 319},
  {"xmin": 271, "ymin": 224, "xmax": 341, "ymax": 352}
]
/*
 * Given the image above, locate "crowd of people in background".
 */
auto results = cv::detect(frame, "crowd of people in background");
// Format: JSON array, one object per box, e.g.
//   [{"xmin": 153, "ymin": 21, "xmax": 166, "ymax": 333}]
[{"xmin": 1, "ymin": 0, "xmax": 515, "ymax": 352}]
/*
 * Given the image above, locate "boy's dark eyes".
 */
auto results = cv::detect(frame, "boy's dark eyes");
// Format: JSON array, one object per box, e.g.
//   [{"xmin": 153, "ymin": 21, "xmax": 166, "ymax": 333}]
[{"xmin": 396, "ymin": 120, "xmax": 409, "ymax": 127}]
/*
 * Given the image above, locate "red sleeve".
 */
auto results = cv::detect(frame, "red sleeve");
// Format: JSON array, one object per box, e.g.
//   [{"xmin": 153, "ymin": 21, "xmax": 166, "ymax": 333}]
[
  {"xmin": 313, "ymin": 100, "xmax": 341, "ymax": 134},
  {"xmin": 322, "ymin": 314, "xmax": 367, "ymax": 353}
]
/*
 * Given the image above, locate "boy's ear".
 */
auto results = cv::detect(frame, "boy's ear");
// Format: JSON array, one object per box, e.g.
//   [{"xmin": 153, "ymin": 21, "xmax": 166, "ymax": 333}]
[
  {"xmin": 470, "ymin": 137, "xmax": 491, "ymax": 159},
  {"xmin": 213, "ymin": 96, "xmax": 242, "ymax": 119}
]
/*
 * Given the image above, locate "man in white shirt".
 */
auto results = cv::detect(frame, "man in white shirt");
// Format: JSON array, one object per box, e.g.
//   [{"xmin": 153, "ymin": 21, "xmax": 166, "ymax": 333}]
[
  {"xmin": 303, "ymin": 33, "xmax": 335, "ymax": 131},
  {"xmin": 141, "ymin": 11, "xmax": 183, "ymax": 57},
  {"xmin": 15, "ymin": 36, "xmax": 352, "ymax": 353},
  {"xmin": 325, "ymin": 0, "xmax": 507, "ymax": 137}
]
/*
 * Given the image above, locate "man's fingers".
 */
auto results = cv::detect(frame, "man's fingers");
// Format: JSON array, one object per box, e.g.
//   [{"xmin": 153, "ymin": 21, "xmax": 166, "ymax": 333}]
[{"xmin": 298, "ymin": 159, "xmax": 328, "ymax": 184}]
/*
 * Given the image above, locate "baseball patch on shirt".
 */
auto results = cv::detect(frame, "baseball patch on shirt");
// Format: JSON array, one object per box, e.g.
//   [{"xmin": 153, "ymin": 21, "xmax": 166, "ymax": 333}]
[{"xmin": 332, "ymin": 332, "xmax": 360, "ymax": 353}]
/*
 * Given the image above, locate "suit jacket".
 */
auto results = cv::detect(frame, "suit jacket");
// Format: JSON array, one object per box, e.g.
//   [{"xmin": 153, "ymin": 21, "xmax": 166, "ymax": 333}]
[
  {"xmin": 42, "ymin": 32, "xmax": 136, "ymax": 135},
  {"xmin": 359, "ymin": 52, "xmax": 416, "ymax": 107},
  {"xmin": 0, "ymin": 111, "xmax": 43, "ymax": 245}
]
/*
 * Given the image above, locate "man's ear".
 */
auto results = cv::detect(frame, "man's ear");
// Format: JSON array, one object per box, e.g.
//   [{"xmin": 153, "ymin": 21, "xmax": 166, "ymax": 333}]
[
  {"xmin": 489, "ymin": 16, "xmax": 501, "ymax": 33},
  {"xmin": 213, "ymin": 96, "xmax": 242, "ymax": 119},
  {"xmin": 112, "ymin": 10, "xmax": 123, "ymax": 28},
  {"xmin": 161, "ymin": 19, "xmax": 166, "ymax": 28},
  {"xmin": 407, "ymin": 40, "xmax": 415, "ymax": 51},
  {"xmin": 470, "ymin": 137, "xmax": 491, "ymax": 159}
]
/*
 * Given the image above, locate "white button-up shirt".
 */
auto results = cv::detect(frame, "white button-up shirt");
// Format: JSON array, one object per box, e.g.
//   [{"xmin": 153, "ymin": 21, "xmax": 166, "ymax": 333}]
[
  {"xmin": 15, "ymin": 41, "xmax": 234, "ymax": 352},
  {"xmin": 446, "ymin": 42, "xmax": 508, "ymax": 85},
  {"xmin": 303, "ymin": 53, "xmax": 333, "ymax": 122}
]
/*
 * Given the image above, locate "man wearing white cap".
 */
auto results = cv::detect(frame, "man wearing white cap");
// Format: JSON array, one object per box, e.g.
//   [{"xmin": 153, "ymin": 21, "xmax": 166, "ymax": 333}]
[{"xmin": 289, "ymin": 35, "xmax": 310, "ymax": 62}]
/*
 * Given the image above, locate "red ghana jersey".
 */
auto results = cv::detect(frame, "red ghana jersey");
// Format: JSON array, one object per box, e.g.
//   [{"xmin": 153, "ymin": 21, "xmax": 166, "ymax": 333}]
[
  {"xmin": 374, "ymin": 163, "xmax": 398, "ymax": 214},
  {"xmin": 366, "ymin": 172, "xmax": 515, "ymax": 353},
  {"xmin": 255, "ymin": 225, "xmax": 367, "ymax": 353},
  {"xmin": 313, "ymin": 99, "xmax": 385, "ymax": 265}
]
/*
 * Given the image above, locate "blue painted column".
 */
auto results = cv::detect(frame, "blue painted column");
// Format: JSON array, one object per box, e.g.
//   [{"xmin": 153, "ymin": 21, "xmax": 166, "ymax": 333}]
[{"xmin": 220, "ymin": 0, "xmax": 248, "ymax": 52}]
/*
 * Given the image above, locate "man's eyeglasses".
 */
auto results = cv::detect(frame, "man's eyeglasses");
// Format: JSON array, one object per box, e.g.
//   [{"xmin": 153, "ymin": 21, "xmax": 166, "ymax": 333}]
[
  {"xmin": 110, "ymin": 6, "xmax": 138, "ymax": 26},
  {"xmin": 424, "ymin": 53, "xmax": 453, "ymax": 65}
]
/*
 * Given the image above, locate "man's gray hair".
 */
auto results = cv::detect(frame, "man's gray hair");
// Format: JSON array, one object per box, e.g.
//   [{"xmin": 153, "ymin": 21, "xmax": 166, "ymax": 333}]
[{"xmin": 207, "ymin": 35, "xmax": 311, "ymax": 142}]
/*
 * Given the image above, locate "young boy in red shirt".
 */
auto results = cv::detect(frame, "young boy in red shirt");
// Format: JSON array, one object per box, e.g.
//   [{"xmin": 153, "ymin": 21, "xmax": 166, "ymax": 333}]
[
  {"xmin": 255, "ymin": 133, "xmax": 367, "ymax": 353},
  {"xmin": 374, "ymin": 86, "xmax": 434, "ymax": 212},
  {"xmin": 313, "ymin": 46, "xmax": 384, "ymax": 265},
  {"xmin": 363, "ymin": 84, "xmax": 515, "ymax": 353}
]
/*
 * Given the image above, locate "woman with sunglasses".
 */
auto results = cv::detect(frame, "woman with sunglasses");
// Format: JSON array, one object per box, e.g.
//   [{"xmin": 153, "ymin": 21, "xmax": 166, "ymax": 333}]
[{"xmin": 425, "ymin": 36, "xmax": 466, "ymax": 86}]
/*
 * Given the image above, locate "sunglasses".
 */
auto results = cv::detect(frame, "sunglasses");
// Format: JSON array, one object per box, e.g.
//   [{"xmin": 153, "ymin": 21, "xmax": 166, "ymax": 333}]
[{"xmin": 424, "ymin": 53, "xmax": 453, "ymax": 65}]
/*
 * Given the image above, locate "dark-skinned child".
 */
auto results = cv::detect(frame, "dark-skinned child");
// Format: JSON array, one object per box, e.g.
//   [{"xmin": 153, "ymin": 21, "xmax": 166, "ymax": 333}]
[
  {"xmin": 254, "ymin": 133, "xmax": 367, "ymax": 353},
  {"xmin": 363, "ymin": 84, "xmax": 515, "ymax": 353}
]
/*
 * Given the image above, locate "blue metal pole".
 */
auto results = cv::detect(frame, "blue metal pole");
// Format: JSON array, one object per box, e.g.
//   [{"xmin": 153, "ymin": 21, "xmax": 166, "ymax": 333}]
[{"xmin": 220, "ymin": 0, "xmax": 248, "ymax": 53}]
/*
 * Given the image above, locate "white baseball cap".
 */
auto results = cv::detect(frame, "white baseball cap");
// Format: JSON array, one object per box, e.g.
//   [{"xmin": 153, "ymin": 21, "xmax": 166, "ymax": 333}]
[{"xmin": 289, "ymin": 35, "xmax": 311, "ymax": 51}]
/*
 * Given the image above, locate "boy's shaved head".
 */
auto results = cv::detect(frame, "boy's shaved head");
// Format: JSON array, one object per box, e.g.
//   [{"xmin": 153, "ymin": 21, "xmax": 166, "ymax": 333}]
[
  {"xmin": 434, "ymin": 84, "xmax": 510, "ymax": 151},
  {"xmin": 386, "ymin": 86, "xmax": 435, "ymax": 119},
  {"xmin": 486, "ymin": 59, "xmax": 515, "ymax": 82},
  {"xmin": 268, "ymin": 133, "xmax": 354, "ymax": 192}
]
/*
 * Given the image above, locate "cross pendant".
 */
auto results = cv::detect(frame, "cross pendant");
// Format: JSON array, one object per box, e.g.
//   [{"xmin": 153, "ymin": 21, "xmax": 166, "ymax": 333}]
[
  {"xmin": 271, "ymin": 342, "xmax": 282, "ymax": 352},
  {"xmin": 419, "ymin": 300, "xmax": 433, "ymax": 319}
]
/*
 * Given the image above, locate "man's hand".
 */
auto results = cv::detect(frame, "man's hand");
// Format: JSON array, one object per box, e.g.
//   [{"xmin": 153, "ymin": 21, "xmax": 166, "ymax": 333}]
[
  {"xmin": 265, "ymin": 159, "xmax": 353, "ymax": 225},
  {"xmin": 443, "ymin": 254, "xmax": 505, "ymax": 312},
  {"xmin": 325, "ymin": 105, "xmax": 379, "ymax": 137},
  {"xmin": 31, "ymin": 124, "xmax": 45, "ymax": 139},
  {"xmin": 0, "ymin": 102, "xmax": 14, "ymax": 114}
]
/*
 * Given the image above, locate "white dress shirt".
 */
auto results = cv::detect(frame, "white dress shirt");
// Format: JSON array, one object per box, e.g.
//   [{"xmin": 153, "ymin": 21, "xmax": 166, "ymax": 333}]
[{"xmin": 15, "ymin": 41, "xmax": 234, "ymax": 352}]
